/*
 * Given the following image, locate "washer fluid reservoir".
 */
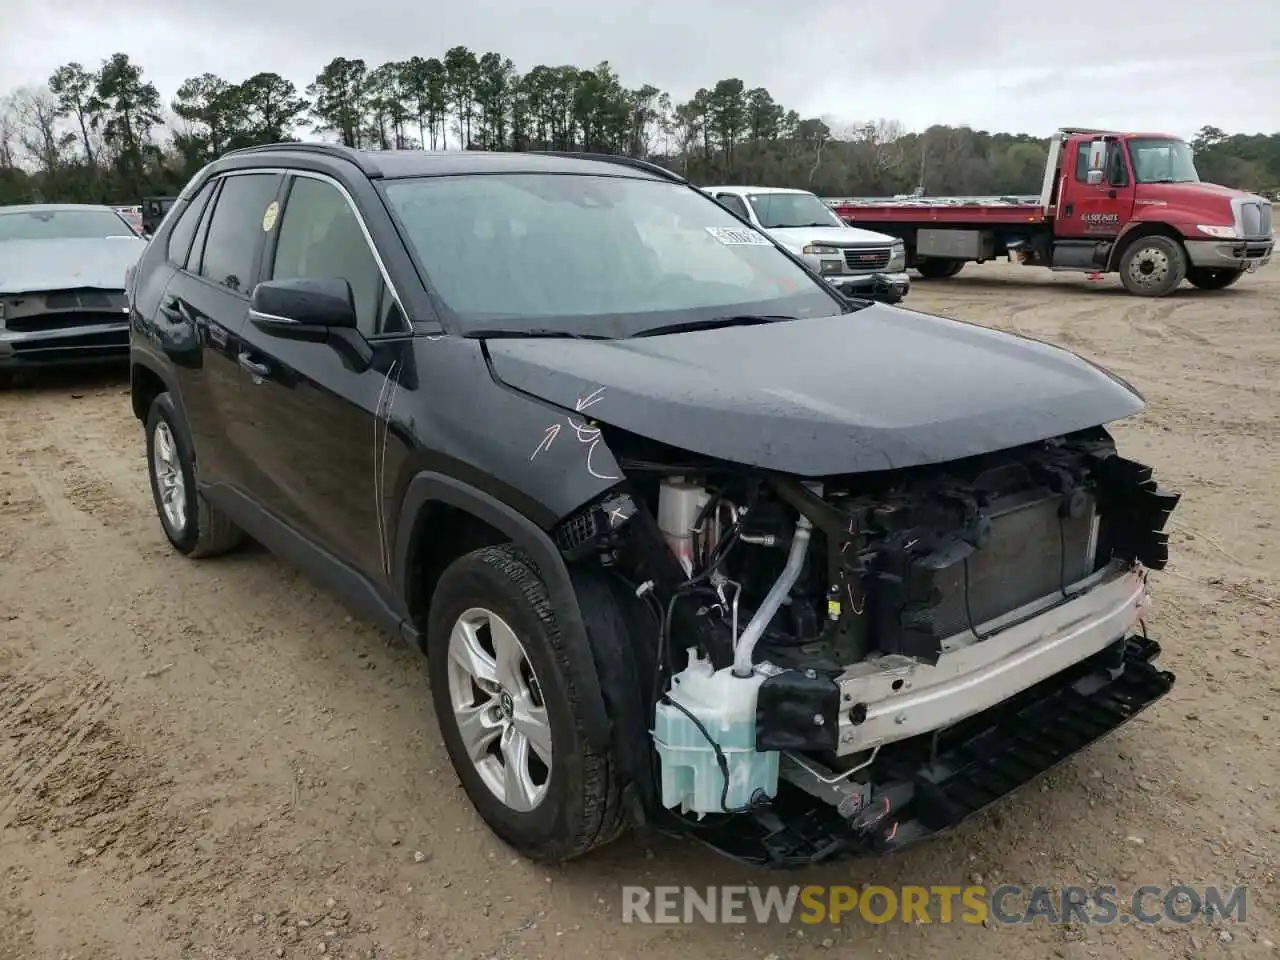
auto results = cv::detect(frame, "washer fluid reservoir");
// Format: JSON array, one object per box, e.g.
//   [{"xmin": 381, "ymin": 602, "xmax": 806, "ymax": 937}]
[{"xmin": 652, "ymin": 647, "xmax": 780, "ymax": 816}]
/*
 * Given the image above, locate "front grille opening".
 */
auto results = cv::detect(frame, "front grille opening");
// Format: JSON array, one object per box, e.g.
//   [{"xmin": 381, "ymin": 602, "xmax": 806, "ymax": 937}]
[
  {"xmin": 5, "ymin": 310, "xmax": 127, "ymax": 333},
  {"xmin": 842, "ymin": 247, "xmax": 892, "ymax": 272},
  {"xmin": 868, "ymin": 489, "xmax": 1098, "ymax": 661},
  {"xmin": 926, "ymin": 495, "xmax": 1094, "ymax": 640},
  {"xmin": 12, "ymin": 329, "xmax": 128, "ymax": 355}
]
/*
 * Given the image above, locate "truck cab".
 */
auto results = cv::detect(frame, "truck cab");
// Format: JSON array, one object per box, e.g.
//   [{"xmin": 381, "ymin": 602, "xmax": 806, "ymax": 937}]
[
  {"xmin": 1047, "ymin": 129, "xmax": 1272, "ymax": 290},
  {"xmin": 703, "ymin": 185, "xmax": 910, "ymax": 302}
]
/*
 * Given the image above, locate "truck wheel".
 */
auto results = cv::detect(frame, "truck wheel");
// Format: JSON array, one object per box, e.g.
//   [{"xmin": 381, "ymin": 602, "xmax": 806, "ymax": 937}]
[
  {"xmin": 145, "ymin": 392, "xmax": 245, "ymax": 558},
  {"xmin": 916, "ymin": 258, "xmax": 964, "ymax": 280},
  {"xmin": 1186, "ymin": 266, "xmax": 1245, "ymax": 291},
  {"xmin": 426, "ymin": 544, "xmax": 627, "ymax": 863},
  {"xmin": 1118, "ymin": 236, "xmax": 1187, "ymax": 296}
]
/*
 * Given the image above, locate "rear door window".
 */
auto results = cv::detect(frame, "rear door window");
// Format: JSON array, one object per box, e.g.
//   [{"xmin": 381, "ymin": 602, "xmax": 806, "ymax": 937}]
[{"xmin": 197, "ymin": 173, "xmax": 283, "ymax": 295}]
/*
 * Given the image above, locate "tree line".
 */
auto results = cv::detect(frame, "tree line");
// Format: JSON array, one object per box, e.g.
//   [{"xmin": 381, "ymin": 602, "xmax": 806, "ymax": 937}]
[{"xmin": 1, "ymin": 49, "xmax": 1278, "ymax": 207}]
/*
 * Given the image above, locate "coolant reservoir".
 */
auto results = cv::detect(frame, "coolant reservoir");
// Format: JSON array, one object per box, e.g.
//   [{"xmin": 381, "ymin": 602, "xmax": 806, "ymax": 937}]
[
  {"xmin": 652, "ymin": 648, "xmax": 780, "ymax": 816},
  {"xmin": 656, "ymin": 479, "xmax": 709, "ymax": 577}
]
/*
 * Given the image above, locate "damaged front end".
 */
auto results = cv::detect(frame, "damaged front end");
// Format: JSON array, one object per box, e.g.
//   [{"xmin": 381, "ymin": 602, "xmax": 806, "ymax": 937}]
[
  {"xmin": 0, "ymin": 287, "xmax": 131, "ymax": 369},
  {"xmin": 553, "ymin": 425, "xmax": 1179, "ymax": 867}
]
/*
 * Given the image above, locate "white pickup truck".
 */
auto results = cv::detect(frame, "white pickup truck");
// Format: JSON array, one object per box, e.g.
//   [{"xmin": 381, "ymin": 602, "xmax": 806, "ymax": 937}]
[{"xmin": 702, "ymin": 184, "xmax": 910, "ymax": 302}]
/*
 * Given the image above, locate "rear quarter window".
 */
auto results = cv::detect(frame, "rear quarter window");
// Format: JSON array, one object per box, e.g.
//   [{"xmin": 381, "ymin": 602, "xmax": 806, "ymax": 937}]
[{"xmin": 166, "ymin": 182, "xmax": 216, "ymax": 265}]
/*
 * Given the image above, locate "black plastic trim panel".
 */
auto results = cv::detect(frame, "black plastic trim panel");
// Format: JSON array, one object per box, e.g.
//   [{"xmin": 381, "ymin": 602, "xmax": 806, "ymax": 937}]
[{"xmin": 684, "ymin": 634, "xmax": 1173, "ymax": 868}]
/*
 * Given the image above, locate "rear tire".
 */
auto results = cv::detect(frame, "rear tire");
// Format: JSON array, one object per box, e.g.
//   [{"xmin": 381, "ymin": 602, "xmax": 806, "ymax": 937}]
[
  {"xmin": 145, "ymin": 392, "xmax": 245, "ymax": 558},
  {"xmin": 1118, "ymin": 235, "xmax": 1186, "ymax": 297},
  {"xmin": 1186, "ymin": 266, "xmax": 1245, "ymax": 291},
  {"xmin": 915, "ymin": 258, "xmax": 964, "ymax": 280},
  {"xmin": 426, "ymin": 544, "xmax": 627, "ymax": 863}
]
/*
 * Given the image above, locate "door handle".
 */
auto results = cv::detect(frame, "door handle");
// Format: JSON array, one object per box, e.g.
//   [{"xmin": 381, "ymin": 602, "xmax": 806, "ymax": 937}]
[
  {"xmin": 1107, "ymin": 189, "xmax": 1117, "ymax": 199},
  {"xmin": 238, "ymin": 352, "xmax": 271, "ymax": 380}
]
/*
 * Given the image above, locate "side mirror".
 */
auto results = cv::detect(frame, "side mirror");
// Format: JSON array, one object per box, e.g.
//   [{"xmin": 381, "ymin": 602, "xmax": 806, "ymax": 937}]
[
  {"xmin": 1088, "ymin": 139, "xmax": 1108, "ymax": 171},
  {"xmin": 1086, "ymin": 169, "xmax": 1104, "ymax": 185},
  {"xmin": 248, "ymin": 277, "xmax": 372, "ymax": 372},
  {"xmin": 250, "ymin": 277, "xmax": 359, "ymax": 330}
]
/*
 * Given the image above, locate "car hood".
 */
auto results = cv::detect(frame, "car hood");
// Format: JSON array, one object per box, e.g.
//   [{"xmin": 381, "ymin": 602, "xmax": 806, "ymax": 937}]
[
  {"xmin": 0, "ymin": 237, "xmax": 147, "ymax": 295},
  {"xmin": 768, "ymin": 225, "xmax": 895, "ymax": 248},
  {"xmin": 484, "ymin": 305, "xmax": 1145, "ymax": 475}
]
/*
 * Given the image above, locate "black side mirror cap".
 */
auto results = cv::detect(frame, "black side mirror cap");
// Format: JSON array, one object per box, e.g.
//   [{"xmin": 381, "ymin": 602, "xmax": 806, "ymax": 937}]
[
  {"xmin": 248, "ymin": 278, "xmax": 372, "ymax": 373},
  {"xmin": 250, "ymin": 277, "xmax": 359, "ymax": 329}
]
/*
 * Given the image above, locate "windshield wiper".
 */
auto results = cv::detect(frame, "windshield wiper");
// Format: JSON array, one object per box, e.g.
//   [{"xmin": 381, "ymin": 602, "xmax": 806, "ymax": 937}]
[
  {"xmin": 464, "ymin": 328, "xmax": 612, "ymax": 340},
  {"xmin": 631, "ymin": 314, "xmax": 795, "ymax": 338}
]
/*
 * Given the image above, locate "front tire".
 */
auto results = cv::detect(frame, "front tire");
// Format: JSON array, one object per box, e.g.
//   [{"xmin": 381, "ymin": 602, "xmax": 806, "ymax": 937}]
[
  {"xmin": 426, "ymin": 544, "xmax": 627, "ymax": 863},
  {"xmin": 1186, "ymin": 266, "xmax": 1245, "ymax": 290},
  {"xmin": 145, "ymin": 392, "xmax": 245, "ymax": 558},
  {"xmin": 1119, "ymin": 235, "xmax": 1187, "ymax": 296}
]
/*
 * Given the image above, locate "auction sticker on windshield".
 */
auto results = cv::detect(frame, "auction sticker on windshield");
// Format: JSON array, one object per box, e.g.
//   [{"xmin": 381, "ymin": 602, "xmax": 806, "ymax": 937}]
[{"xmin": 706, "ymin": 226, "xmax": 772, "ymax": 245}]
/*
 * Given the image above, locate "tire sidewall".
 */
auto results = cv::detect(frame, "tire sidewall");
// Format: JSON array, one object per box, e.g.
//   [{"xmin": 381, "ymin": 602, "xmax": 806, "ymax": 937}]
[
  {"xmin": 426, "ymin": 555, "xmax": 590, "ymax": 857},
  {"xmin": 916, "ymin": 257, "xmax": 959, "ymax": 280},
  {"xmin": 1187, "ymin": 267, "xmax": 1244, "ymax": 291},
  {"xmin": 145, "ymin": 392, "xmax": 200, "ymax": 554},
  {"xmin": 1121, "ymin": 236, "xmax": 1185, "ymax": 296}
]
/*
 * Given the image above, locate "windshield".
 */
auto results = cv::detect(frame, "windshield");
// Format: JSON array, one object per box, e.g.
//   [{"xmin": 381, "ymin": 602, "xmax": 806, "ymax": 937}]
[
  {"xmin": 382, "ymin": 173, "xmax": 844, "ymax": 336},
  {"xmin": 746, "ymin": 192, "xmax": 845, "ymax": 229},
  {"xmin": 0, "ymin": 208, "xmax": 137, "ymax": 242},
  {"xmin": 1128, "ymin": 139, "xmax": 1200, "ymax": 184}
]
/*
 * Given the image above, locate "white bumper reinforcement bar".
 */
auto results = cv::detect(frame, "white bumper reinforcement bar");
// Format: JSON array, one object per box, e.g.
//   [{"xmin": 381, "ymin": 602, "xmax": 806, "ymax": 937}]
[{"xmin": 834, "ymin": 563, "xmax": 1148, "ymax": 755}]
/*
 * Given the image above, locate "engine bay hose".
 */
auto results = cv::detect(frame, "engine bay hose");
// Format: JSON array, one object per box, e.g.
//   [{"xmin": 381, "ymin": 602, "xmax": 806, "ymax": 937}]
[{"xmin": 731, "ymin": 514, "xmax": 813, "ymax": 677}]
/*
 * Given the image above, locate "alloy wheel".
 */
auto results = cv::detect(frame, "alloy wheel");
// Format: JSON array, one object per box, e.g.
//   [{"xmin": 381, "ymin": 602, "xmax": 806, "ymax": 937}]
[
  {"xmin": 445, "ymin": 607, "xmax": 552, "ymax": 812},
  {"xmin": 152, "ymin": 421, "xmax": 187, "ymax": 531}
]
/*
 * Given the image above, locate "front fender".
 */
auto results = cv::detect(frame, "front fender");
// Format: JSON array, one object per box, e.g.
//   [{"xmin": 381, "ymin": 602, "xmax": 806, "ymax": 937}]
[
  {"xmin": 391, "ymin": 470, "xmax": 612, "ymax": 751},
  {"xmin": 1105, "ymin": 213, "xmax": 1187, "ymax": 270},
  {"xmin": 398, "ymin": 335, "xmax": 626, "ymax": 528}
]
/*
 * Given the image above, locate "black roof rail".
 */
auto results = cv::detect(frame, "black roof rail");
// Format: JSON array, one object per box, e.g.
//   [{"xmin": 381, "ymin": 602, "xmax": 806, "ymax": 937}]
[
  {"xmin": 218, "ymin": 141, "xmax": 383, "ymax": 177},
  {"xmin": 532, "ymin": 151, "xmax": 686, "ymax": 183}
]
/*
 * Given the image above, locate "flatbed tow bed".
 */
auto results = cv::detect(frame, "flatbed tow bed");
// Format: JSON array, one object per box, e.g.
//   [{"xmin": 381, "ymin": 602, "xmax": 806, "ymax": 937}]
[{"xmin": 835, "ymin": 201, "xmax": 1048, "ymax": 224}]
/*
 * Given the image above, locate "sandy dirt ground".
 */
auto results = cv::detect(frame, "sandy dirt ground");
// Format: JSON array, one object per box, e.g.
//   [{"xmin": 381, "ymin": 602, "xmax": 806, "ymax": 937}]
[{"xmin": 2, "ymin": 261, "xmax": 1277, "ymax": 960}]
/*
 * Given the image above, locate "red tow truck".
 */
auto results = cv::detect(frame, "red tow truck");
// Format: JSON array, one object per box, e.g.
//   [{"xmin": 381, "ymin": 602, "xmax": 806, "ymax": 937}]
[{"xmin": 831, "ymin": 128, "xmax": 1274, "ymax": 297}]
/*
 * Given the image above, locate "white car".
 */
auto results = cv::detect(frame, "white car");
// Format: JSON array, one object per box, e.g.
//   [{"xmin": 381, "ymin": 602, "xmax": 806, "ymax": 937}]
[
  {"xmin": 0, "ymin": 203, "xmax": 145, "ymax": 373},
  {"xmin": 702, "ymin": 185, "xmax": 910, "ymax": 301}
]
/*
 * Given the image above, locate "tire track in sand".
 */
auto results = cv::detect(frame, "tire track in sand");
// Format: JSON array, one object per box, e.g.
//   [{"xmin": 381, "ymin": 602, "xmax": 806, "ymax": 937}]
[{"xmin": 0, "ymin": 673, "xmax": 115, "ymax": 833}]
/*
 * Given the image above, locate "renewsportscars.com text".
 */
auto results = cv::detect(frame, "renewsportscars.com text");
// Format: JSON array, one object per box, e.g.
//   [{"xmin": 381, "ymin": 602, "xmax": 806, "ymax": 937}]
[{"xmin": 621, "ymin": 884, "xmax": 1248, "ymax": 926}]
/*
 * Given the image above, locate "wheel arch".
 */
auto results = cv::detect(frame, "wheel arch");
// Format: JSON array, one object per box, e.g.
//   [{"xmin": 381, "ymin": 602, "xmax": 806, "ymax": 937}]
[
  {"xmin": 393, "ymin": 471, "xmax": 612, "ymax": 751},
  {"xmin": 130, "ymin": 352, "xmax": 184, "ymax": 425},
  {"xmin": 1104, "ymin": 220, "xmax": 1185, "ymax": 272}
]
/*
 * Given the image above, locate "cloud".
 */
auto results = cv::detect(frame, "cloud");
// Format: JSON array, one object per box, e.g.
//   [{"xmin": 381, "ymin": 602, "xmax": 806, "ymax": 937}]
[{"xmin": 2, "ymin": 0, "xmax": 1277, "ymax": 137}]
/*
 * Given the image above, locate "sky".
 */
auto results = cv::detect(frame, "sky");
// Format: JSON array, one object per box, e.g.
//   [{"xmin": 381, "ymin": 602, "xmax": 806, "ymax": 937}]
[{"xmin": 2, "ymin": 0, "xmax": 1277, "ymax": 140}]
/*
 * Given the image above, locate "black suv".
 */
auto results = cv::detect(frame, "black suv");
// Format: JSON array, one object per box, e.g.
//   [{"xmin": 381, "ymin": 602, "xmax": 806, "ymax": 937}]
[{"xmin": 129, "ymin": 144, "xmax": 1178, "ymax": 868}]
